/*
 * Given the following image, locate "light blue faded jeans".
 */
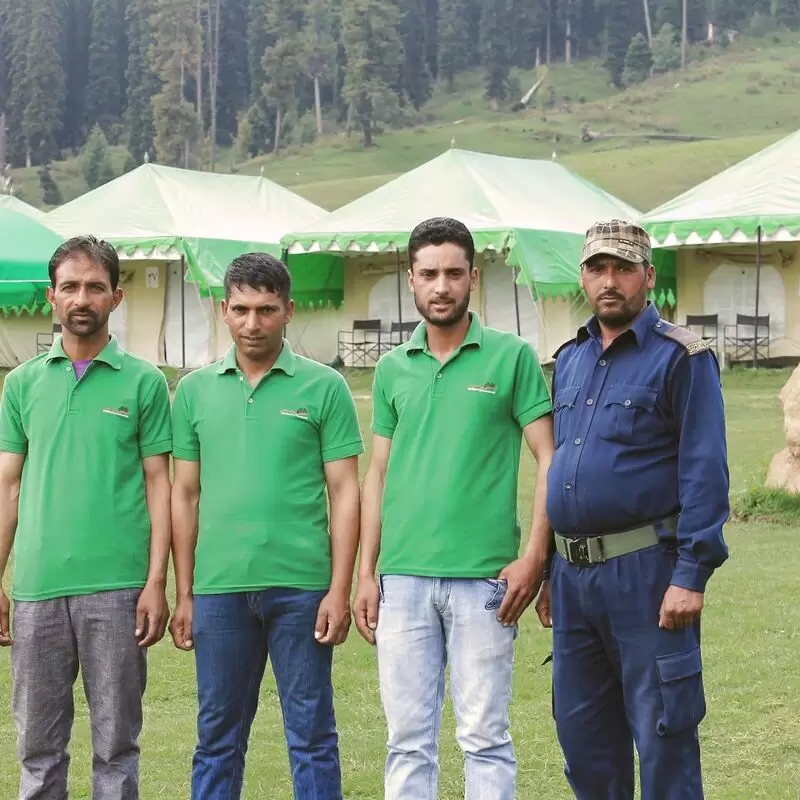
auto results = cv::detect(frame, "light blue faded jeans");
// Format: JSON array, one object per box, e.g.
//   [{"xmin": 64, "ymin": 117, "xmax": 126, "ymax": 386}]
[{"xmin": 375, "ymin": 575, "xmax": 518, "ymax": 800}]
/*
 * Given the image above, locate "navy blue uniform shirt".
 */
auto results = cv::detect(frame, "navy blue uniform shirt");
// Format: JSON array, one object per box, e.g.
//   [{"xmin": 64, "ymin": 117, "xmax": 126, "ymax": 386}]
[{"xmin": 547, "ymin": 302, "xmax": 730, "ymax": 593}]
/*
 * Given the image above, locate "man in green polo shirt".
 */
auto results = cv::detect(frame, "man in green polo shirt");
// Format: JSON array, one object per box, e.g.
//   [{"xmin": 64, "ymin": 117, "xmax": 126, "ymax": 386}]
[
  {"xmin": 354, "ymin": 217, "xmax": 555, "ymax": 799},
  {"xmin": 0, "ymin": 235, "xmax": 172, "ymax": 799},
  {"xmin": 169, "ymin": 252, "xmax": 362, "ymax": 800}
]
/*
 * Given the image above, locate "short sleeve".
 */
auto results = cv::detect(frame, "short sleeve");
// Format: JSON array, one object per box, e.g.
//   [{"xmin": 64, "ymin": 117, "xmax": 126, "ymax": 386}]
[
  {"xmin": 370, "ymin": 360, "xmax": 397, "ymax": 438},
  {"xmin": 0, "ymin": 373, "xmax": 27, "ymax": 454},
  {"xmin": 138, "ymin": 371, "xmax": 173, "ymax": 458},
  {"xmin": 320, "ymin": 373, "xmax": 364, "ymax": 463},
  {"xmin": 512, "ymin": 342, "xmax": 553, "ymax": 427},
  {"xmin": 171, "ymin": 379, "xmax": 200, "ymax": 462}
]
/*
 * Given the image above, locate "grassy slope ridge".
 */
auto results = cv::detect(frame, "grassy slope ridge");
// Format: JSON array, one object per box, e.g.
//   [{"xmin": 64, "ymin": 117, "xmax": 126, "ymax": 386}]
[{"xmin": 9, "ymin": 34, "xmax": 800, "ymax": 214}]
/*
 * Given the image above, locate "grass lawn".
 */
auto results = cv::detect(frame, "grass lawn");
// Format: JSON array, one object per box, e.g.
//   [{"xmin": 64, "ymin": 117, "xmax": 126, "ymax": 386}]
[{"xmin": 1, "ymin": 366, "xmax": 799, "ymax": 797}]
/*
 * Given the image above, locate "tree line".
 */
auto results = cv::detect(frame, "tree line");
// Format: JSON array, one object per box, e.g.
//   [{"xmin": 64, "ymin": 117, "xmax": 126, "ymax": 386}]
[{"xmin": 0, "ymin": 0, "xmax": 795, "ymax": 179}]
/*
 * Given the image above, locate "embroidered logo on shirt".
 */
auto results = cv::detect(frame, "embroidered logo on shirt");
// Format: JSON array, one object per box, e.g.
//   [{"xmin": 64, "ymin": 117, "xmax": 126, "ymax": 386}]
[
  {"xmin": 280, "ymin": 407, "xmax": 310, "ymax": 420},
  {"xmin": 467, "ymin": 383, "xmax": 497, "ymax": 395},
  {"xmin": 102, "ymin": 406, "xmax": 130, "ymax": 419}
]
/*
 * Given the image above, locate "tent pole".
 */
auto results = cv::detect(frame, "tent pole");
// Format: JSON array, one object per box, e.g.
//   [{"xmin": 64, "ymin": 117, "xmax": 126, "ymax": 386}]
[
  {"xmin": 753, "ymin": 225, "xmax": 762, "ymax": 369},
  {"xmin": 180, "ymin": 255, "xmax": 186, "ymax": 370},
  {"xmin": 395, "ymin": 248, "xmax": 403, "ymax": 328},
  {"xmin": 512, "ymin": 264, "xmax": 521, "ymax": 337}
]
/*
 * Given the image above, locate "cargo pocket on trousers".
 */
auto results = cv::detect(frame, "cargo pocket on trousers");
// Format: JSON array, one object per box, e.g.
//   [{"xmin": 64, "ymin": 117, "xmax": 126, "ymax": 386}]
[{"xmin": 655, "ymin": 646, "xmax": 707, "ymax": 736}]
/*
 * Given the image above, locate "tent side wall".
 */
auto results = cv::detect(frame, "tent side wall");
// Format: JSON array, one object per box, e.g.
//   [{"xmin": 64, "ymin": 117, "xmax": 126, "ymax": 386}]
[
  {"xmin": 0, "ymin": 312, "xmax": 53, "ymax": 367},
  {"xmin": 675, "ymin": 243, "xmax": 800, "ymax": 359}
]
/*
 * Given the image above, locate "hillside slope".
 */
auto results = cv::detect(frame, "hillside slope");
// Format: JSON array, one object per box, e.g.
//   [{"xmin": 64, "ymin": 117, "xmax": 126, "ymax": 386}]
[{"xmin": 9, "ymin": 34, "xmax": 800, "ymax": 214}]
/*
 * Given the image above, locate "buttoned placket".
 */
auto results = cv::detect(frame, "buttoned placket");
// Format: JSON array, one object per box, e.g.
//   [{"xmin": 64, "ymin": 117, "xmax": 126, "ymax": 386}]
[
  {"xmin": 563, "ymin": 343, "xmax": 614, "ymax": 531},
  {"xmin": 63, "ymin": 362, "xmax": 82, "ymax": 416}
]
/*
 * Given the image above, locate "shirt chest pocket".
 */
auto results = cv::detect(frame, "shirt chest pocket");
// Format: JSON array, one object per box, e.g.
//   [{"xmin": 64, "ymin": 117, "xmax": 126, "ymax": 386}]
[
  {"xmin": 553, "ymin": 385, "xmax": 580, "ymax": 447},
  {"xmin": 600, "ymin": 385, "xmax": 661, "ymax": 444}
]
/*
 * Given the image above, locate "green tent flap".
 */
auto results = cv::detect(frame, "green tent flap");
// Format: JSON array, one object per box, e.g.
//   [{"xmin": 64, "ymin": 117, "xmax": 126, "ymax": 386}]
[{"xmin": 0, "ymin": 209, "xmax": 63, "ymax": 311}]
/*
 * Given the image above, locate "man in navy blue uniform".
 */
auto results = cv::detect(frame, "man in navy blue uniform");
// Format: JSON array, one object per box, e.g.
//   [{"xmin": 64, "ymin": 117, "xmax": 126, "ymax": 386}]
[{"xmin": 539, "ymin": 220, "xmax": 730, "ymax": 800}]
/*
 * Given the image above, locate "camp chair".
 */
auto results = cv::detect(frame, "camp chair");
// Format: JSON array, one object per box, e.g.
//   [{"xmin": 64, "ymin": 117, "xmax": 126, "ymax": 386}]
[
  {"xmin": 685, "ymin": 314, "xmax": 720, "ymax": 354},
  {"xmin": 337, "ymin": 319, "xmax": 383, "ymax": 367}
]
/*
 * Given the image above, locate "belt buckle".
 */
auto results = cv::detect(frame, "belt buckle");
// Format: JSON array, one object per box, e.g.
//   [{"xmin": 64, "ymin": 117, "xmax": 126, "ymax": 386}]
[{"xmin": 566, "ymin": 536, "xmax": 605, "ymax": 566}]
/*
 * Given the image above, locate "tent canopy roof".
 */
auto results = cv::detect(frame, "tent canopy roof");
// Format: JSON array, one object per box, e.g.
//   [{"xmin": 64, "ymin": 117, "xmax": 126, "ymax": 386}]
[
  {"xmin": 280, "ymin": 148, "xmax": 644, "ymax": 299},
  {"xmin": 45, "ymin": 162, "xmax": 327, "ymax": 245},
  {"xmin": 0, "ymin": 195, "xmax": 45, "ymax": 219},
  {"xmin": 42, "ymin": 163, "xmax": 330, "ymax": 299},
  {"xmin": 283, "ymin": 148, "xmax": 640, "ymax": 249},
  {"xmin": 642, "ymin": 130, "xmax": 800, "ymax": 246}
]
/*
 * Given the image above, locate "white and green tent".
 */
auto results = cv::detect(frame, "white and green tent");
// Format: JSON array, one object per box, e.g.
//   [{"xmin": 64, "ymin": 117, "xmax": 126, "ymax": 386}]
[
  {"xmin": 43, "ymin": 163, "xmax": 335, "ymax": 367},
  {"xmin": 642, "ymin": 130, "xmax": 800, "ymax": 245},
  {"xmin": 282, "ymin": 147, "xmax": 644, "ymax": 300}
]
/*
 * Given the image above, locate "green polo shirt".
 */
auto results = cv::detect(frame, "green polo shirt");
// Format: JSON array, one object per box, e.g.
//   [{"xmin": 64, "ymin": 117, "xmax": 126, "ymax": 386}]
[
  {"xmin": 372, "ymin": 312, "xmax": 552, "ymax": 578},
  {"xmin": 0, "ymin": 335, "xmax": 172, "ymax": 601},
  {"xmin": 172, "ymin": 341, "xmax": 364, "ymax": 594}
]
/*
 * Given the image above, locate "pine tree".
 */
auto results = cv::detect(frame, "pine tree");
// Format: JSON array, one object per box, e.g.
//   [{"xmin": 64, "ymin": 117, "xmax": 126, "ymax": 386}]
[
  {"xmin": 341, "ymin": 0, "xmax": 403, "ymax": 148},
  {"xmin": 126, "ymin": 0, "xmax": 158, "ymax": 162},
  {"xmin": 464, "ymin": 0, "xmax": 482, "ymax": 66},
  {"xmin": 712, "ymin": 0, "xmax": 748, "ymax": 29},
  {"xmin": 604, "ymin": 0, "xmax": 638, "ymax": 87},
  {"xmin": 5, "ymin": 0, "xmax": 32, "ymax": 165},
  {"xmin": 262, "ymin": 0, "xmax": 304, "ymax": 152},
  {"xmin": 247, "ymin": 0, "xmax": 270, "ymax": 102},
  {"xmin": 23, "ymin": 0, "xmax": 67, "ymax": 164},
  {"xmin": 655, "ymin": 0, "xmax": 705, "ymax": 40},
  {"xmin": 622, "ymin": 32, "xmax": 653, "ymax": 85},
  {"xmin": 302, "ymin": 0, "xmax": 338, "ymax": 134},
  {"xmin": 773, "ymin": 0, "xmax": 800, "ymax": 29},
  {"xmin": 510, "ymin": 0, "xmax": 546, "ymax": 69},
  {"xmin": 651, "ymin": 22, "xmax": 681, "ymax": 72},
  {"xmin": 216, "ymin": 0, "xmax": 250, "ymax": 144},
  {"xmin": 82, "ymin": 124, "xmax": 116, "ymax": 188},
  {"xmin": 62, "ymin": 0, "xmax": 92, "ymax": 151},
  {"xmin": 150, "ymin": 0, "xmax": 202, "ymax": 166},
  {"xmin": 438, "ymin": 0, "xmax": 469, "ymax": 91},
  {"xmin": 481, "ymin": 0, "xmax": 512, "ymax": 108},
  {"xmin": 425, "ymin": 0, "xmax": 439, "ymax": 79},
  {"xmin": 399, "ymin": 0, "xmax": 432, "ymax": 110},
  {"xmin": 86, "ymin": 0, "xmax": 125, "ymax": 136},
  {"xmin": 39, "ymin": 162, "xmax": 63, "ymax": 205}
]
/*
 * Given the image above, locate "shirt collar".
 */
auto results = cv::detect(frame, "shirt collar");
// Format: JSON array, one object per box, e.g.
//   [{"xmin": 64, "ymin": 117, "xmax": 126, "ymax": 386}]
[
  {"xmin": 406, "ymin": 311, "xmax": 483, "ymax": 355},
  {"xmin": 576, "ymin": 302, "xmax": 660, "ymax": 347},
  {"xmin": 46, "ymin": 334, "xmax": 123, "ymax": 370},
  {"xmin": 217, "ymin": 339, "xmax": 297, "ymax": 377}
]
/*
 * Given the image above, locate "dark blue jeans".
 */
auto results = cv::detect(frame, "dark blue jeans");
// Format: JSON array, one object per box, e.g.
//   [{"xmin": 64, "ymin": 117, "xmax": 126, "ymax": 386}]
[
  {"xmin": 552, "ymin": 543, "xmax": 706, "ymax": 800},
  {"xmin": 191, "ymin": 589, "xmax": 342, "ymax": 800}
]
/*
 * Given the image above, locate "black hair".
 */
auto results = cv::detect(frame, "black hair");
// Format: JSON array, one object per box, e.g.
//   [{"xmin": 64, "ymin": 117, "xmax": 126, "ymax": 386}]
[
  {"xmin": 224, "ymin": 252, "xmax": 291, "ymax": 303},
  {"xmin": 408, "ymin": 217, "xmax": 476, "ymax": 270},
  {"xmin": 48, "ymin": 235, "xmax": 120, "ymax": 289}
]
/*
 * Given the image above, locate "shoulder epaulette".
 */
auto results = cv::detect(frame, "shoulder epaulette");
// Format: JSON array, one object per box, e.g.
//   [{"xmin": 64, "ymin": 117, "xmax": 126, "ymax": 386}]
[
  {"xmin": 552, "ymin": 338, "xmax": 577, "ymax": 360},
  {"xmin": 653, "ymin": 321, "xmax": 710, "ymax": 356}
]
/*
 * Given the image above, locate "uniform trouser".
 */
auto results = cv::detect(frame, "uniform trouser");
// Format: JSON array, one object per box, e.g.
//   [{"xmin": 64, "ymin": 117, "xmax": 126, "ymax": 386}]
[
  {"xmin": 551, "ymin": 542, "xmax": 706, "ymax": 800},
  {"xmin": 11, "ymin": 589, "xmax": 147, "ymax": 800}
]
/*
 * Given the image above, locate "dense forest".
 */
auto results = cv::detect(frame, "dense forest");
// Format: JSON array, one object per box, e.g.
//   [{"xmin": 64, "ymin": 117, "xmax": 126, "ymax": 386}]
[{"xmin": 0, "ymin": 0, "xmax": 795, "ymax": 178}]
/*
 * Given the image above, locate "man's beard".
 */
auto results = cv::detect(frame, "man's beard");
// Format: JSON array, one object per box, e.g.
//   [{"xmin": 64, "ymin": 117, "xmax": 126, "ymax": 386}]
[
  {"xmin": 62, "ymin": 308, "xmax": 106, "ymax": 337},
  {"xmin": 415, "ymin": 292, "xmax": 471, "ymax": 328},
  {"xmin": 592, "ymin": 289, "xmax": 646, "ymax": 329}
]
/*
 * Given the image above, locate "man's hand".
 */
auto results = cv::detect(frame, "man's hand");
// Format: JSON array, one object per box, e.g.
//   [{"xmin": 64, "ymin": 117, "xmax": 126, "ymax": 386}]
[
  {"xmin": 659, "ymin": 585, "xmax": 704, "ymax": 630},
  {"xmin": 353, "ymin": 575, "xmax": 380, "ymax": 645},
  {"xmin": 535, "ymin": 579, "xmax": 552, "ymax": 628},
  {"xmin": 314, "ymin": 588, "xmax": 351, "ymax": 646},
  {"xmin": 496, "ymin": 555, "xmax": 545, "ymax": 626},
  {"xmin": 169, "ymin": 596, "xmax": 194, "ymax": 651},
  {"xmin": 135, "ymin": 581, "xmax": 169, "ymax": 647},
  {"xmin": 0, "ymin": 588, "xmax": 12, "ymax": 646}
]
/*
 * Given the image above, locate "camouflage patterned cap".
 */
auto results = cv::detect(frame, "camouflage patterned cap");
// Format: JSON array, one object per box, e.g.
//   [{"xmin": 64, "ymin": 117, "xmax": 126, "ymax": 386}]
[{"xmin": 580, "ymin": 219, "xmax": 652, "ymax": 266}]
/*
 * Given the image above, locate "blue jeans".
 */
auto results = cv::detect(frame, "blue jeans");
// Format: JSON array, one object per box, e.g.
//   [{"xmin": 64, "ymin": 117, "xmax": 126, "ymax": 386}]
[
  {"xmin": 375, "ymin": 576, "xmax": 518, "ymax": 800},
  {"xmin": 551, "ymin": 543, "xmax": 706, "ymax": 800},
  {"xmin": 191, "ymin": 589, "xmax": 341, "ymax": 800}
]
